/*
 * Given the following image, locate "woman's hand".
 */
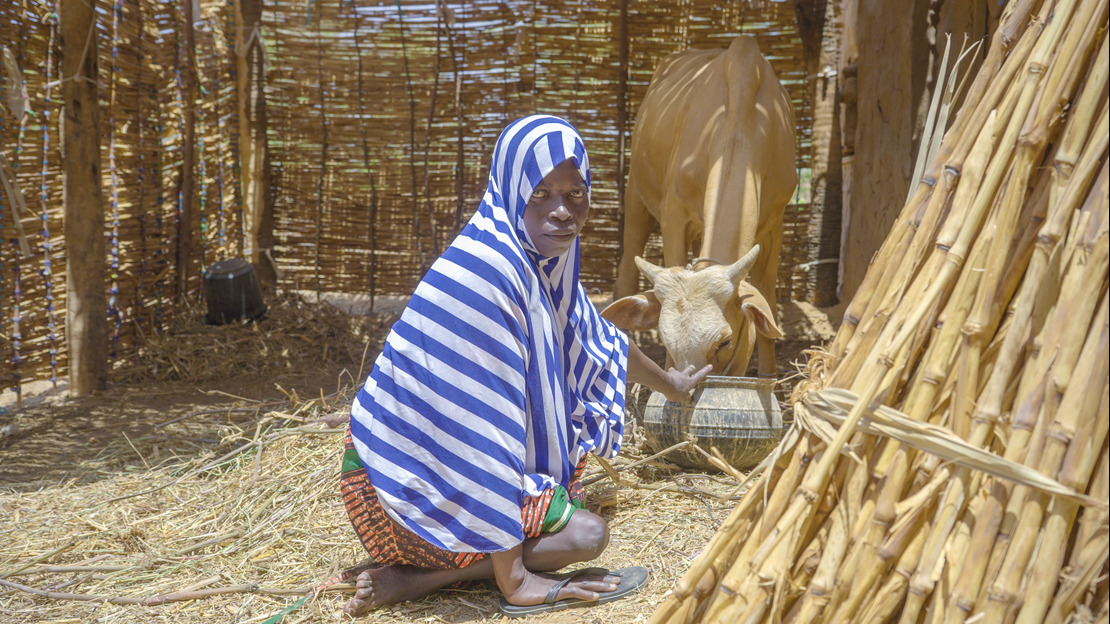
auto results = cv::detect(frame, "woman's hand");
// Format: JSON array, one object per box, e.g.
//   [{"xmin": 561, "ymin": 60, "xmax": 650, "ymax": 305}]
[
  {"xmin": 658, "ymin": 364, "xmax": 713, "ymax": 402},
  {"xmin": 626, "ymin": 341, "xmax": 712, "ymax": 402},
  {"xmin": 501, "ymin": 569, "xmax": 620, "ymax": 606}
]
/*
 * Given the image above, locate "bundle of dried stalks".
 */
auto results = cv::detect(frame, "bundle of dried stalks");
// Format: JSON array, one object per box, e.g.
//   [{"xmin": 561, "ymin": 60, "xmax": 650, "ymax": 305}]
[
  {"xmin": 108, "ymin": 291, "xmax": 388, "ymax": 385},
  {"xmin": 650, "ymin": 1, "xmax": 1109, "ymax": 622}
]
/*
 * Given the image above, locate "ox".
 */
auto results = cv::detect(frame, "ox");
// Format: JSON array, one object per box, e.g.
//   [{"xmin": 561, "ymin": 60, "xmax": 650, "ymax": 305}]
[{"xmin": 604, "ymin": 36, "xmax": 796, "ymax": 378}]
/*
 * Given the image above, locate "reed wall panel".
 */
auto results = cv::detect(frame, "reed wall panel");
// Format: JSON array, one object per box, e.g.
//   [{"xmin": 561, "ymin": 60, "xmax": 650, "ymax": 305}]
[
  {"xmin": 263, "ymin": 0, "xmax": 811, "ymax": 298},
  {"xmin": 1, "ymin": 0, "xmax": 811, "ymax": 396}
]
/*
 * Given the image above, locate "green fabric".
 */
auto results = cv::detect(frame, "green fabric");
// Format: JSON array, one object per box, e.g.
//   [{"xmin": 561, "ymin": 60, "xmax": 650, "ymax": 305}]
[
  {"xmin": 541, "ymin": 486, "xmax": 584, "ymax": 533},
  {"xmin": 341, "ymin": 448, "xmax": 363, "ymax": 474}
]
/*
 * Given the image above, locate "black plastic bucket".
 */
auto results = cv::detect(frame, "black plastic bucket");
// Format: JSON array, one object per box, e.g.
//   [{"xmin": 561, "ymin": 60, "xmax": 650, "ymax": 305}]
[{"xmin": 204, "ymin": 258, "xmax": 267, "ymax": 325}]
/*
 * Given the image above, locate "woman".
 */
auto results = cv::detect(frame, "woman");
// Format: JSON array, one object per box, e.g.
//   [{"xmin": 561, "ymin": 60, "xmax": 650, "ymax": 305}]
[{"xmin": 341, "ymin": 115, "xmax": 710, "ymax": 617}]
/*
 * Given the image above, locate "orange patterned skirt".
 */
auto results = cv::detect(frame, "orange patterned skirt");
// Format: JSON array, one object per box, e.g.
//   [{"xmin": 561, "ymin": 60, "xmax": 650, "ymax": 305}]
[{"xmin": 341, "ymin": 426, "xmax": 586, "ymax": 570}]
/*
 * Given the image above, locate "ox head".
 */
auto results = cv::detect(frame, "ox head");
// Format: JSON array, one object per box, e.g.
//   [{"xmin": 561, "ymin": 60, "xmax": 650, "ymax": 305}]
[{"xmin": 601, "ymin": 245, "xmax": 782, "ymax": 376}]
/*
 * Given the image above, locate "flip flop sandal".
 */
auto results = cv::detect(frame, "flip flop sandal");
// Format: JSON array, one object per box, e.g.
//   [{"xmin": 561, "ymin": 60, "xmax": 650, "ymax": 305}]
[
  {"xmin": 497, "ymin": 566, "xmax": 650, "ymax": 618},
  {"xmin": 481, "ymin": 567, "xmax": 608, "ymax": 594}
]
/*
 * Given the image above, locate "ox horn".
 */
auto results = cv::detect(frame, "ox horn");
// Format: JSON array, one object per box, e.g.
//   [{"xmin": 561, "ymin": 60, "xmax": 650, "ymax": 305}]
[
  {"xmin": 725, "ymin": 244, "xmax": 760, "ymax": 285},
  {"xmin": 634, "ymin": 256, "xmax": 663, "ymax": 285}
]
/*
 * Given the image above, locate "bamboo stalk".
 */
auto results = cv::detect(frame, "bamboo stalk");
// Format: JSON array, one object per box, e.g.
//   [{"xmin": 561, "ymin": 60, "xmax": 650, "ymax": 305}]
[
  {"xmin": 650, "ymin": 439, "xmax": 799, "ymax": 624},
  {"xmin": 1022, "ymin": 0, "xmax": 1106, "ymax": 139},
  {"xmin": 936, "ymin": 3, "xmax": 1040, "ymax": 177},
  {"xmin": 988, "ymin": 248, "xmax": 1102, "ymax": 569},
  {"xmin": 854, "ymin": 513, "xmax": 932, "ymax": 624},
  {"xmin": 1012, "ymin": 308, "xmax": 1108, "ymax": 624},
  {"xmin": 829, "ymin": 244, "xmax": 993, "ymax": 613},
  {"xmin": 1052, "ymin": 31, "xmax": 1108, "ymax": 179},
  {"xmin": 982, "ymin": 282, "xmax": 1108, "ymax": 622},
  {"xmin": 825, "ymin": 456, "xmax": 906, "ymax": 621},
  {"xmin": 1066, "ymin": 398, "xmax": 1110, "ymax": 570},
  {"xmin": 899, "ymin": 74, "xmax": 1071, "ymax": 614},
  {"xmin": 715, "ymin": 373, "xmax": 884, "ymax": 616},
  {"xmin": 783, "ymin": 454, "xmax": 868, "ymax": 623},
  {"xmin": 908, "ymin": 38, "xmax": 954, "ymax": 205},
  {"xmin": 1047, "ymin": 447, "xmax": 1109, "ymax": 624}
]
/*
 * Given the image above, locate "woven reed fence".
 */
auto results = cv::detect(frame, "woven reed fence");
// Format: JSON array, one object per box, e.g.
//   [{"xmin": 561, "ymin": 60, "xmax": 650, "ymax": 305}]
[
  {"xmin": 0, "ymin": 0, "xmax": 244, "ymax": 396},
  {"xmin": 263, "ymin": 0, "xmax": 813, "ymax": 297},
  {"xmin": 649, "ymin": 0, "xmax": 1109, "ymax": 622},
  {"xmin": 0, "ymin": 0, "xmax": 812, "ymax": 399}
]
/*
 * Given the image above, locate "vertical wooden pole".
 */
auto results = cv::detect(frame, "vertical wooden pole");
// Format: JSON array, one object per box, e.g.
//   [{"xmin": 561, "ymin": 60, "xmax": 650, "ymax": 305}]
[
  {"xmin": 838, "ymin": 0, "xmax": 927, "ymax": 302},
  {"xmin": 234, "ymin": 0, "xmax": 275, "ymax": 286},
  {"xmin": 59, "ymin": 0, "xmax": 107, "ymax": 393},
  {"xmin": 615, "ymin": 0, "xmax": 629, "ymax": 264},
  {"xmin": 177, "ymin": 0, "xmax": 197, "ymax": 296},
  {"xmin": 838, "ymin": 0, "xmax": 996, "ymax": 303},
  {"xmin": 353, "ymin": 5, "xmax": 379, "ymax": 308},
  {"xmin": 795, "ymin": 0, "xmax": 843, "ymax": 307},
  {"xmin": 838, "ymin": 0, "xmax": 858, "ymax": 303}
]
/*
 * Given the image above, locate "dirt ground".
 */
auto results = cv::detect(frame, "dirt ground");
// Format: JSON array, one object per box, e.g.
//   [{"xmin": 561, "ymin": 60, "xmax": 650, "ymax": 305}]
[{"xmin": 0, "ymin": 293, "xmax": 841, "ymax": 623}]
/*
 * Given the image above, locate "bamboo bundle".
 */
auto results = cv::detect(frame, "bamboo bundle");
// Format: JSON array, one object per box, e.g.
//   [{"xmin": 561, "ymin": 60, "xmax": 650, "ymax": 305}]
[{"xmin": 649, "ymin": 1, "xmax": 1109, "ymax": 623}]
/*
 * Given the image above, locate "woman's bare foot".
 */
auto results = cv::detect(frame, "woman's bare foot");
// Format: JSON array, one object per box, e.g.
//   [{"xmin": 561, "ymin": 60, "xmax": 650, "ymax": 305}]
[{"xmin": 342, "ymin": 565, "xmax": 461, "ymax": 617}]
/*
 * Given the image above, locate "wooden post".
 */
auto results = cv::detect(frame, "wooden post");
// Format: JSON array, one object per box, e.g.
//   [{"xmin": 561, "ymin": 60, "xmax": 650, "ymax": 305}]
[
  {"xmin": 794, "ymin": 0, "xmax": 843, "ymax": 307},
  {"xmin": 837, "ymin": 0, "xmax": 998, "ymax": 303},
  {"xmin": 59, "ymin": 0, "xmax": 107, "ymax": 393},
  {"xmin": 615, "ymin": 0, "xmax": 629, "ymax": 273},
  {"xmin": 177, "ymin": 0, "xmax": 198, "ymax": 296},
  {"xmin": 838, "ymin": 0, "xmax": 858, "ymax": 303},
  {"xmin": 838, "ymin": 0, "xmax": 928, "ymax": 302},
  {"xmin": 233, "ymin": 0, "xmax": 275, "ymax": 286}
]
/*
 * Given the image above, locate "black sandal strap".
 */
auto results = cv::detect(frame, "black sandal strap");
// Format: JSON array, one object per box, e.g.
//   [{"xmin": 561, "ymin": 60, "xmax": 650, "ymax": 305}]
[{"xmin": 544, "ymin": 576, "xmax": 574, "ymax": 604}]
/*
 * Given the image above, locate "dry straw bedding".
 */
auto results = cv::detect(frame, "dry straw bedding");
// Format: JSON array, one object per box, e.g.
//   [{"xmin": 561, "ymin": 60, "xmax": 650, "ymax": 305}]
[
  {"xmin": 0, "ymin": 294, "xmax": 758, "ymax": 623},
  {"xmin": 108, "ymin": 291, "xmax": 391, "ymax": 386},
  {"xmin": 0, "ymin": 406, "xmax": 747, "ymax": 624}
]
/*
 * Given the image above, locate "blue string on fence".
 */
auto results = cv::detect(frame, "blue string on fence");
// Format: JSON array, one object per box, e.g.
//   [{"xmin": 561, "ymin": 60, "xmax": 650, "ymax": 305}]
[
  {"xmin": 225, "ymin": 0, "xmax": 244, "ymax": 259},
  {"xmin": 107, "ymin": 0, "xmax": 124, "ymax": 359},
  {"xmin": 39, "ymin": 8, "xmax": 60, "ymax": 390},
  {"xmin": 1, "ymin": 55, "xmax": 18, "ymax": 404},
  {"xmin": 154, "ymin": 10, "xmax": 168, "ymax": 334},
  {"xmin": 202, "ymin": 15, "xmax": 228, "ymax": 255},
  {"xmin": 0, "ymin": 140, "xmax": 9, "ymax": 400},
  {"xmin": 135, "ymin": 0, "xmax": 149, "ymax": 330},
  {"xmin": 197, "ymin": 72, "xmax": 209, "ymax": 273},
  {"xmin": 173, "ymin": 0, "xmax": 186, "ymax": 296}
]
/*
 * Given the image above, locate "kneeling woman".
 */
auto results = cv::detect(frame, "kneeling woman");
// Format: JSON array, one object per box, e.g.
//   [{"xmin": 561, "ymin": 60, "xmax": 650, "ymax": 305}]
[{"xmin": 341, "ymin": 115, "xmax": 710, "ymax": 617}]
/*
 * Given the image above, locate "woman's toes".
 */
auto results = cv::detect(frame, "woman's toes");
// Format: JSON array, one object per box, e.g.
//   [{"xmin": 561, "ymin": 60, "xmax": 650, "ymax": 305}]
[
  {"xmin": 344, "ymin": 570, "xmax": 377, "ymax": 616},
  {"xmin": 343, "ymin": 595, "xmax": 366, "ymax": 616}
]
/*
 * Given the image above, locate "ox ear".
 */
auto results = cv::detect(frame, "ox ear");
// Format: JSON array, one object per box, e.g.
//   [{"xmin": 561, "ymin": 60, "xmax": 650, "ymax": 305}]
[
  {"xmin": 741, "ymin": 301, "xmax": 783, "ymax": 340},
  {"xmin": 601, "ymin": 292, "xmax": 662, "ymax": 331},
  {"xmin": 633, "ymin": 256, "xmax": 663, "ymax": 285},
  {"xmin": 726, "ymin": 245, "xmax": 761, "ymax": 285}
]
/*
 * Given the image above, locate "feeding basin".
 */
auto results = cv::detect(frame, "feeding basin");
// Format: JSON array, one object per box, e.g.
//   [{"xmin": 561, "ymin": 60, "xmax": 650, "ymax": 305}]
[{"xmin": 642, "ymin": 375, "xmax": 783, "ymax": 472}]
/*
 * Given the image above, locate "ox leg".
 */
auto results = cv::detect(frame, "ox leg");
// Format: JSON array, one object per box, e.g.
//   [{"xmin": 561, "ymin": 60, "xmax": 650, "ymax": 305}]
[
  {"xmin": 615, "ymin": 195, "xmax": 655, "ymax": 298},
  {"xmin": 658, "ymin": 209, "xmax": 692, "ymax": 269},
  {"xmin": 753, "ymin": 233, "xmax": 782, "ymax": 379}
]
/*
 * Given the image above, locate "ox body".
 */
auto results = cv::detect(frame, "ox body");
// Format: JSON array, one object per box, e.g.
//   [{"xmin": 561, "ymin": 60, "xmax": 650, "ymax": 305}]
[{"xmin": 606, "ymin": 35, "xmax": 797, "ymax": 378}]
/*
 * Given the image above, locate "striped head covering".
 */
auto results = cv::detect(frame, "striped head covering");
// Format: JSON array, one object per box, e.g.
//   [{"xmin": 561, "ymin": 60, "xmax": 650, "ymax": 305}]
[{"xmin": 349, "ymin": 115, "xmax": 630, "ymax": 553}]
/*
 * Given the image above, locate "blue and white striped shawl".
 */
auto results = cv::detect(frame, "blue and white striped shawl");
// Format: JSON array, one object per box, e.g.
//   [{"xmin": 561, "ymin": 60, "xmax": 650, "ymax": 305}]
[{"xmin": 350, "ymin": 115, "xmax": 630, "ymax": 553}]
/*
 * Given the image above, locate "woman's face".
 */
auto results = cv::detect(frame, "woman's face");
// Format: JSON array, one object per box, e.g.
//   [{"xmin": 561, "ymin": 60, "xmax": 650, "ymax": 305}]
[{"xmin": 523, "ymin": 159, "xmax": 590, "ymax": 257}]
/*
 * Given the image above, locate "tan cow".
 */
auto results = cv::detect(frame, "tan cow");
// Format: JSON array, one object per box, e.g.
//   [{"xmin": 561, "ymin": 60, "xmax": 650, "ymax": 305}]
[{"xmin": 606, "ymin": 35, "xmax": 796, "ymax": 378}]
